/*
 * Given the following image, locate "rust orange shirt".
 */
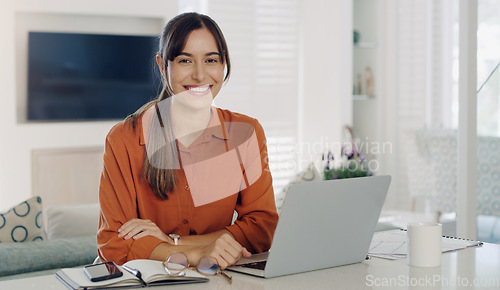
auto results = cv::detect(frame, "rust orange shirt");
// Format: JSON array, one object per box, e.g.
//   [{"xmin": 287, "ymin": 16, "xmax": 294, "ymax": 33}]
[{"xmin": 97, "ymin": 107, "xmax": 279, "ymax": 265}]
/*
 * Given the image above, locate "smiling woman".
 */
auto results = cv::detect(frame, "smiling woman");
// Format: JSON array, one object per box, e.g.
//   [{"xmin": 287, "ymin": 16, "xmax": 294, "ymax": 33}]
[{"xmin": 96, "ymin": 12, "xmax": 278, "ymax": 270}]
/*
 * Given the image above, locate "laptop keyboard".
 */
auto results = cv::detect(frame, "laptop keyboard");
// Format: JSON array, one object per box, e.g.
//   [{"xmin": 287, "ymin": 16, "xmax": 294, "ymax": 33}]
[{"xmin": 239, "ymin": 260, "xmax": 267, "ymax": 270}]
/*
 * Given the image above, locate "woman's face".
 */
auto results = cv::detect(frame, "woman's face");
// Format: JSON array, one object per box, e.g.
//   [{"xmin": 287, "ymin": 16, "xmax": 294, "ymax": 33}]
[{"xmin": 166, "ymin": 27, "xmax": 225, "ymax": 110}]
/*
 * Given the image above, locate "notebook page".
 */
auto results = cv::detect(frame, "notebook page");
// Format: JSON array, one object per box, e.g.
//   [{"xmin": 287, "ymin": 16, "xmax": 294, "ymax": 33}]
[{"xmin": 369, "ymin": 229, "xmax": 482, "ymax": 259}]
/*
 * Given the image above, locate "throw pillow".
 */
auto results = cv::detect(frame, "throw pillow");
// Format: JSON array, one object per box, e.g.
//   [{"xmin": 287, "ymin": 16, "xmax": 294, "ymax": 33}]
[
  {"xmin": 275, "ymin": 162, "xmax": 322, "ymax": 214},
  {"xmin": 0, "ymin": 196, "xmax": 47, "ymax": 243},
  {"xmin": 45, "ymin": 203, "xmax": 100, "ymax": 240}
]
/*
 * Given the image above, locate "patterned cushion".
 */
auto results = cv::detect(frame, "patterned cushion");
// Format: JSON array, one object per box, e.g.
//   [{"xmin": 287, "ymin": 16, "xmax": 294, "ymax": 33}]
[
  {"xmin": 275, "ymin": 162, "xmax": 322, "ymax": 214},
  {"xmin": 0, "ymin": 196, "xmax": 47, "ymax": 243}
]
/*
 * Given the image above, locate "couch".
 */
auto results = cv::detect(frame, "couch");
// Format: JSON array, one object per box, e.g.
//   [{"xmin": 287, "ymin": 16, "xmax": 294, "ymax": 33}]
[{"xmin": 0, "ymin": 202, "xmax": 99, "ymax": 281}]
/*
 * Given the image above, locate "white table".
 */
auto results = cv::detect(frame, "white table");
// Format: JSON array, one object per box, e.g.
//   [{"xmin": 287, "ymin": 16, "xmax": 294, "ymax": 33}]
[{"xmin": 2, "ymin": 242, "xmax": 499, "ymax": 290}]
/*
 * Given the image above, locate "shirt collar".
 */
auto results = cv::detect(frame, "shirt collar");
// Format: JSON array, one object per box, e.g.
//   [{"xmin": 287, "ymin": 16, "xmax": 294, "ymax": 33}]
[
  {"xmin": 208, "ymin": 107, "xmax": 229, "ymax": 141},
  {"xmin": 139, "ymin": 106, "xmax": 229, "ymax": 146}
]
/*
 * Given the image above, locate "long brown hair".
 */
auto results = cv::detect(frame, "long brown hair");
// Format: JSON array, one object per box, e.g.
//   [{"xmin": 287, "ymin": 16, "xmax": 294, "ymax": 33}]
[{"xmin": 125, "ymin": 12, "xmax": 231, "ymax": 199}]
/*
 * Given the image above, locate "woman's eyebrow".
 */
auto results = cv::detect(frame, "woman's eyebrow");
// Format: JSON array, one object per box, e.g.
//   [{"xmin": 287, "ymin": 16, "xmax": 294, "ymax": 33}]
[
  {"xmin": 178, "ymin": 52, "xmax": 221, "ymax": 57},
  {"xmin": 205, "ymin": 52, "xmax": 221, "ymax": 57}
]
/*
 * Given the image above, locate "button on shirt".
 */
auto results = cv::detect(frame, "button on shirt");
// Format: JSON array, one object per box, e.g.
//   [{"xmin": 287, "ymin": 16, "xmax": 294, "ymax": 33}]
[{"xmin": 97, "ymin": 107, "xmax": 278, "ymax": 265}]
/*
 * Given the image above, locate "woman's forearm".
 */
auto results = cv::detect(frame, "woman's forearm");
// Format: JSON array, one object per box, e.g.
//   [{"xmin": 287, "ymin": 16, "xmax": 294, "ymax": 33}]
[
  {"xmin": 176, "ymin": 229, "xmax": 233, "ymax": 246},
  {"xmin": 148, "ymin": 231, "xmax": 249, "ymax": 269},
  {"xmin": 149, "ymin": 242, "xmax": 200, "ymax": 263},
  {"xmin": 148, "ymin": 229, "xmax": 232, "ymax": 263}
]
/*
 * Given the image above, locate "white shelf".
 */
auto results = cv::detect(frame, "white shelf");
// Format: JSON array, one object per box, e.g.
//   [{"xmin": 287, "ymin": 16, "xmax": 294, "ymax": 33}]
[
  {"xmin": 354, "ymin": 42, "xmax": 377, "ymax": 48},
  {"xmin": 353, "ymin": 94, "xmax": 375, "ymax": 100}
]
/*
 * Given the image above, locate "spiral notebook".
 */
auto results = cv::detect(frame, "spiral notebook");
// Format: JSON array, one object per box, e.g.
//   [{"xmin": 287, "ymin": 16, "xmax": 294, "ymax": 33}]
[
  {"xmin": 55, "ymin": 260, "xmax": 208, "ymax": 289},
  {"xmin": 368, "ymin": 229, "xmax": 483, "ymax": 259}
]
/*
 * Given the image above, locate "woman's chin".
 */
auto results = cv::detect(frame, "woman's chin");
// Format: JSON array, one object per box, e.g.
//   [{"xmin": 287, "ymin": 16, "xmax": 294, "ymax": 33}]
[{"xmin": 173, "ymin": 91, "xmax": 214, "ymax": 111}]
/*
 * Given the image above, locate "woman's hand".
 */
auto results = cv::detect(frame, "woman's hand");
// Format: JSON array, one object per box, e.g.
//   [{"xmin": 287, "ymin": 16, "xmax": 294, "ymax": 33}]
[
  {"xmin": 148, "ymin": 230, "xmax": 252, "ymax": 269},
  {"xmin": 191, "ymin": 233, "xmax": 251, "ymax": 269},
  {"xmin": 118, "ymin": 218, "xmax": 169, "ymax": 242}
]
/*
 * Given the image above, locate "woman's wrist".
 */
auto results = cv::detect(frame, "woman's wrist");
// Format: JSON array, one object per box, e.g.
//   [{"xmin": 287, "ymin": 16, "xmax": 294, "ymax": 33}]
[
  {"xmin": 150, "ymin": 230, "xmax": 237, "ymax": 262},
  {"xmin": 178, "ymin": 229, "xmax": 232, "ymax": 246},
  {"xmin": 168, "ymin": 234, "xmax": 181, "ymax": 245},
  {"xmin": 150, "ymin": 242, "xmax": 199, "ymax": 262}
]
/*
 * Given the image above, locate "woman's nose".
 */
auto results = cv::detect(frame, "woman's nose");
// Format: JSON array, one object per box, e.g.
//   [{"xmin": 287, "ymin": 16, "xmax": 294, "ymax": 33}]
[{"xmin": 192, "ymin": 63, "xmax": 205, "ymax": 81}]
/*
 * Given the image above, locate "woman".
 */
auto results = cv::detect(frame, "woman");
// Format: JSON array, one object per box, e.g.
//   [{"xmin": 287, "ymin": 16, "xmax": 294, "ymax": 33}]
[{"xmin": 97, "ymin": 12, "xmax": 278, "ymax": 270}]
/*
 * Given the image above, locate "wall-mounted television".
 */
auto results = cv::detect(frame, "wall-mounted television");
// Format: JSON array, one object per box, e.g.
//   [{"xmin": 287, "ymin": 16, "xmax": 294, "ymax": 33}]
[{"xmin": 27, "ymin": 32, "xmax": 161, "ymax": 121}]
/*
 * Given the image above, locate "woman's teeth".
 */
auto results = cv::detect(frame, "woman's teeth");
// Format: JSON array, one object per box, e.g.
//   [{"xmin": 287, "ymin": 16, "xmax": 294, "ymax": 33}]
[{"xmin": 186, "ymin": 86, "xmax": 210, "ymax": 92}]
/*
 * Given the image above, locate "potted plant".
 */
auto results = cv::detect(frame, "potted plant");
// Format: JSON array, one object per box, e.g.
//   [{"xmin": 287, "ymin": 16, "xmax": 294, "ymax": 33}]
[{"xmin": 323, "ymin": 126, "xmax": 372, "ymax": 180}]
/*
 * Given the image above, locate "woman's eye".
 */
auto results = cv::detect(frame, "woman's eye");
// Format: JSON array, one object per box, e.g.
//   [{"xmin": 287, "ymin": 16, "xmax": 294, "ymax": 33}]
[
  {"xmin": 178, "ymin": 59, "xmax": 191, "ymax": 64},
  {"xmin": 206, "ymin": 58, "xmax": 219, "ymax": 63}
]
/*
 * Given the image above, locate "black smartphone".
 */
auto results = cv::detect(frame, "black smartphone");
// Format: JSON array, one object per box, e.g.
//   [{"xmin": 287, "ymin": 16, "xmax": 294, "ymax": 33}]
[{"xmin": 84, "ymin": 261, "xmax": 123, "ymax": 282}]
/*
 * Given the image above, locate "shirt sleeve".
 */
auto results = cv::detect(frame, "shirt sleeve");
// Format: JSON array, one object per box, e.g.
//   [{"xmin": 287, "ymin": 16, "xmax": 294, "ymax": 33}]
[
  {"xmin": 225, "ymin": 119, "xmax": 279, "ymax": 253},
  {"xmin": 97, "ymin": 123, "xmax": 164, "ymax": 265}
]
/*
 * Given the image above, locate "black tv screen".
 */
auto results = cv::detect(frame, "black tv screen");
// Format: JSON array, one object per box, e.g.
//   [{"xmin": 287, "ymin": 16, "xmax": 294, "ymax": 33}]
[{"xmin": 27, "ymin": 32, "xmax": 161, "ymax": 121}]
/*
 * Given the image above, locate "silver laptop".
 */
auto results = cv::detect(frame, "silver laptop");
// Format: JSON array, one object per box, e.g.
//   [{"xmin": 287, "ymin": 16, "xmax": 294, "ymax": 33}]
[{"xmin": 228, "ymin": 175, "xmax": 391, "ymax": 278}]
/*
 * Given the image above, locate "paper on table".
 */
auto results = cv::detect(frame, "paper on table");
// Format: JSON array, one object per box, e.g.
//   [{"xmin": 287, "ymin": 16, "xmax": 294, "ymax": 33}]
[
  {"xmin": 369, "ymin": 230, "xmax": 407, "ymax": 259},
  {"xmin": 368, "ymin": 229, "xmax": 483, "ymax": 260}
]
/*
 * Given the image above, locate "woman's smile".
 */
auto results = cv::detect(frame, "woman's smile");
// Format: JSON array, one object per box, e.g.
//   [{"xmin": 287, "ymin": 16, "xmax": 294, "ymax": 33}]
[{"xmin": 184, "ymin": 84, "xmax": 213, "ymax": 96}]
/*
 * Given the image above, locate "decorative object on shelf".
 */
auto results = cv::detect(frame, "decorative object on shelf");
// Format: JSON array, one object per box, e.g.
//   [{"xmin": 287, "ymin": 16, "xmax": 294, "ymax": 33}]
[
  {"xmin": 365, "ymin": 66, "xmax": 374, "ymax": 96},
  {"xmin": 322, "ymin": 126, "xmax": 372, "ymax": 180},
  {"xmin": 357, "ymin": 74, "xmax": 363, "ymax": 95},
  {"xmin": 353, "ymin": 30, "xmax": 360, "ymax": 44}
]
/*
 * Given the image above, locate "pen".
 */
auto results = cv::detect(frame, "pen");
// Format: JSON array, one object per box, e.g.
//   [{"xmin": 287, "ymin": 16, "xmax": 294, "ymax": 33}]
[{"xmin": 122, "ymin": 265, "xmax": 147, "ymax": 286}]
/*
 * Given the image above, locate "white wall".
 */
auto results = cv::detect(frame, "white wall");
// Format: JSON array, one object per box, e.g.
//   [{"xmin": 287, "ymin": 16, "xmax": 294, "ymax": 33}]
[
  {"xmin": 375, "ymin": 0, "xmax": 399, "ymax": 209},
  {"xmin": 0, "ymin": 0, "xmax": 176, "ymax": 209},
  {"xmin": 299, "ymin": 0, "xmax": 353, "ymax": 168},
  {"xmin": 352, "ymin": 0, "xmax": 400, "ymax": 209}
]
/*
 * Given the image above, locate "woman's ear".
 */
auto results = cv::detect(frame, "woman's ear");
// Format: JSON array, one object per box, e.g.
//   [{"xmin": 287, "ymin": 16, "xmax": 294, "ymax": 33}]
[{"xmin": 156, "ymin": 54, "xmax": 166, "ymax": 78}]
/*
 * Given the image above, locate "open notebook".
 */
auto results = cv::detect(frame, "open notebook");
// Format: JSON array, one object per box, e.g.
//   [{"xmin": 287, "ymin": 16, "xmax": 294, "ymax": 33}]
[
  {"xmin": 56, "ymin": 259, "xmax": 208, "ymax": 289},
  {"xmin": 369, "ymin": 229, "xmax": 483, "ymax": 259}
]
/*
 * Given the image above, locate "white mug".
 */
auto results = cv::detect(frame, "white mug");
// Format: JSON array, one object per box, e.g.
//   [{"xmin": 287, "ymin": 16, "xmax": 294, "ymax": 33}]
[{"xmin": 407, "ymin": 222, "xmax": 442, "ymax": 267}]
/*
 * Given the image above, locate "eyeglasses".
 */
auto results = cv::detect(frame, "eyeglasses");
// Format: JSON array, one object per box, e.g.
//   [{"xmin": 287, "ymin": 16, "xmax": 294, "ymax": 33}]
[{"xmin": 163, "ymin": 252, "xmax": 232, "ymax": 283}]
